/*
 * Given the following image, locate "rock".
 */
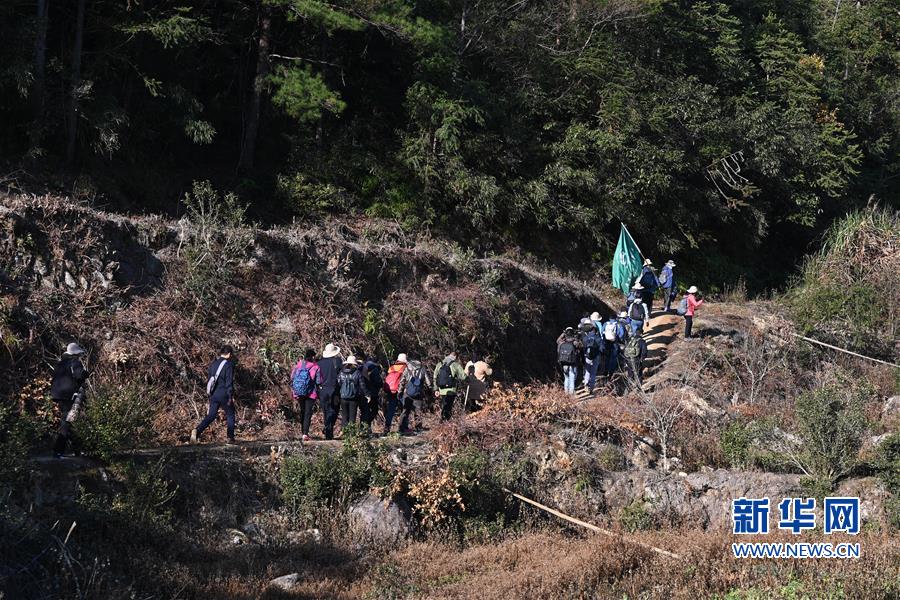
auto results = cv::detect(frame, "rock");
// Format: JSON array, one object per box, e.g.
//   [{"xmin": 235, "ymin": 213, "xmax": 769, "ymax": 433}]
[
  {"xmin": 678, "ymin": 387, "xmax": 721, "ymax": 418},
  {"xmin": 882, "ymin": 396, "xmax": 900, "ymax": 424},
  {"xmin": 64, "ymin": 271, "xmax": 77, "ymax": 289},
  {"xmin": 226, "ymin": 528, "xmax": 249, "ymax": 545},
  {"xmin": 347, "ymin": 494, "xmax": 411, "ymax": 544},
  {"xmin": 285, "ymin": 528, "xmax": 322, "ymax": 545},
  {"xmin": 268, "ymin": 573, "xmax": 300, "ymax": 591},
  {"xmin": 631, "ymin": 438, "xmax": 659, "ymax": 469}
]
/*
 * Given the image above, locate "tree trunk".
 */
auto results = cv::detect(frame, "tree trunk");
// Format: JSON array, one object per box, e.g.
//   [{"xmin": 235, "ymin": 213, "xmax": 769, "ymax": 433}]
[
  {"xmin": 29, "ymin": 0, "xmax": 50, "ymax": 155},
  {"xmin": 65, "ymin": 0, "xmax": 86, "ymax": 165},
  {"xmin": 238, "ymin": 1, "xmax": 272, "ymax": 173}
]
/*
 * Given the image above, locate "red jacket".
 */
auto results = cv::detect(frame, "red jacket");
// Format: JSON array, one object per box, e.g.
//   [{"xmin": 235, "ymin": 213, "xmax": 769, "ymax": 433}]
[{"xmin": 686, "ymin": 294, "xmax": 704, "ymax": 316}]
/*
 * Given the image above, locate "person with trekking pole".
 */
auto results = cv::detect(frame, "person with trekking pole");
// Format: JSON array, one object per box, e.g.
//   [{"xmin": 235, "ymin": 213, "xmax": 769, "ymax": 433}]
[
  {"xmin": 50, "ymin": 342, "xmax": 90, "ymax": 458},
  {"xmin": 191, "ymin": 345, "xmax": 237, "ymax": 444}
]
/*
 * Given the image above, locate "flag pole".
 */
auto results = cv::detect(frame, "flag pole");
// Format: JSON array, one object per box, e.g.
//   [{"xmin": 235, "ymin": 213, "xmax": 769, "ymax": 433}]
[{"xmin": 621, "ymin": 222, "xmax": 645, "ymax": 259}]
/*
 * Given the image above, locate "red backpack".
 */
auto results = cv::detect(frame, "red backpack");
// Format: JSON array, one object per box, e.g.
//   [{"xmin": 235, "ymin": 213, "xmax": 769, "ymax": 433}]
[{"xmin": 384, "ymin": 362, "xmax": 407, "ymax": 394}]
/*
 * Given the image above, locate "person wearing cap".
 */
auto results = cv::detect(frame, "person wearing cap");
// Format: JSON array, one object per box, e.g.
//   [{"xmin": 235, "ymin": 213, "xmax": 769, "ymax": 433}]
[
  {"xmin": 684, "ymin": 286, "xmax": 704, "ymax": 338},
  {"xmin": 382, "ymin": 353, "xmax": 408, "ymax": 434},
  {"xmin": 192, "ymin": 345, "xmax": 237, "ymax": 444},
  {"xmin": 628, "ymin": 282, "xmax": 650, "ymax": 335},
  {"xmin": 337, "ymin": 355, "xmax": 364, "ymax": 429},
  {"xmin": 660, "ymin": 260, "xmax": 677, "ymax": 312},
  {"xmin": 638, "ymin": 258, "xmax": 660, "ymax": 313},
  {"xmin": 557, "ymin": 327, "xmax": 583, "ymax": 394},
  {"xmin": 50, "ymin": 342, "xmax": 90, "ymax": 458},
  {"xmin": 318, "ymin": 342, "xmax": 344, "ymax": 440},
  {"xmin": 434, "ymin": 351, "xmax": 466, "ymax": 420}
]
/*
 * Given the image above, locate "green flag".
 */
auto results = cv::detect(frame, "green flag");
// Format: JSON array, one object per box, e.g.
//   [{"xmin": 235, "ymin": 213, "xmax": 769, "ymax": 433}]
[{"xmin": 612, "ymin": 224, "xmax": 643, "ymax": 295}]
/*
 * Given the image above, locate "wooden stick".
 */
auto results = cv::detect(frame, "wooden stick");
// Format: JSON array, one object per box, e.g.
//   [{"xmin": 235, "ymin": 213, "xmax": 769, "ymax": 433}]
[
  {"xmin": 790, "ymin": 333, "xmax": 900, "ymax": 369},
  {"xmin": 502, "ymin": 487, "xmax": 681, "ymax": 559}
]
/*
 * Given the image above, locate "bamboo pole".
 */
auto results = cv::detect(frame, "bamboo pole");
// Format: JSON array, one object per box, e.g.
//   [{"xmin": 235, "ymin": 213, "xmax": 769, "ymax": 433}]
[
  {"xmin": 790, "ymin": 333, "xmax": 900, "ymax": 369},
  {"xmin": 502, "ymin": 488, "xmax": 681, "ymax": 559}
]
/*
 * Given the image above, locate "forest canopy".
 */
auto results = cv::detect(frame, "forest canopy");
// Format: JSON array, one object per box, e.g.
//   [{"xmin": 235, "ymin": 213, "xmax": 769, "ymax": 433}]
[{"xmin": 0, "ymin": 0, "xmax": 897, "ymax": 288}]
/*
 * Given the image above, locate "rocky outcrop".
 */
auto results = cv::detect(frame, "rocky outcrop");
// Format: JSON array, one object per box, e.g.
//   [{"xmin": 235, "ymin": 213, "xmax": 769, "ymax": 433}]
[{"xmin": 347, "ymin": 494, "xmax": 412, "ymax": 544}]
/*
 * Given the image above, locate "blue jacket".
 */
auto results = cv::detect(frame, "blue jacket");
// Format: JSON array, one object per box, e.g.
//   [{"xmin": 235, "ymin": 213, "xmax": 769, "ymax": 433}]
[
  {"xmin": 639, "ymin": 266, "xmax": 660, "ymax": 292},
  {"xmin": 208, "ymin": 357, "xmax": 234, "ymax": 402},
  {"xmin": 660, "ymin": 265, "xmax": 675, "ymax": 289}
]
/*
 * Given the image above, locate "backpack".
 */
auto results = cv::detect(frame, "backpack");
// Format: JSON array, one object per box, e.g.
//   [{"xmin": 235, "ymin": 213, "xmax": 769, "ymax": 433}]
[
  {"xmin": 405, "ymin": 368, "xmax": 425, "ymax": 399},
  {"xmin": 436, "ymin": 362, "xmax": 454, "ymax": 389},
  {"xmin": 659, "ymin": 267, "xmax": 670, "ymax": 287},
  {"xmin": 291, "ymin": 360, "xmax": 316, "ymax": 396},
  {"xmin": 629, "ymin": 301, "xmax": 644, "ymax": 321},
  {"xmin": 557, "ymin": 339, "xmax": 578, "ymax": 365},
  {"xmin": 384, "ymin": 363, "xmax": 406, "ymax": 394},
  {"xmin": 624, "ymin": 337, "xmax": 642, "ymax": 360},
  {"xmin": 339, "ymin": 369, "xmax": 358, "ymax": 400},
  {"xmin": 626, "ymin": 290, "xmax": 639, "ymax": 305},
  {"xmin": 583, "ymin": 331, "xmax": 602, "ymax": 360},
  {"xmin": 362, "ymin": 361, "xmax": 383, "ymax": 392},
  {"xmin": 677, "ymin": 297, "xmax": 688, "ymax": 316},
  {"xmin": 603, "ymin": 321, "xmax": 617, "ymax": 341},
  {"xmin": 206, "ymin": 359, "xmax": 227, "ymax": 396}
]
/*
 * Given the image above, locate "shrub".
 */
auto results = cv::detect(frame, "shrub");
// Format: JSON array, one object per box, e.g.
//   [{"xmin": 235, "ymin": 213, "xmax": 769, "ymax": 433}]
[
  {"xmin": 619, "ymin": 499, "xmax": 653, "ymax": 533},
  {"xmin": 874, "ymin": 433, "xmax": 900, "ymax": 530},
  {"xmin": 79, "ymin": 382, "xmax": 158, "ymax": 461},
  {"xmin": 0, "ymin": 402, "xmax": 32, "ymax": 488}
]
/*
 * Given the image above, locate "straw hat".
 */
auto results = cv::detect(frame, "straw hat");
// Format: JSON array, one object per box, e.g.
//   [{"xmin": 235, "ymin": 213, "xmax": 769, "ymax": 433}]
[
  {"xmin": 618, "ymin": 311, "xmax": 627, "ymax": 318},
  {"xmin": 666, "ymin": 260, "xmax": 676, "ymax": 267},
  {"xmin": 396, "ymin": 353, "xmax": 408, "ymax": 364},
  {"xmin": 322, "ymin": 343, "xmax": 341, "ymax": 358},
  {"xmin": 66, "ymin": 342, "xmax": 86, "ymax": 355},
  {"xmin": 590, "ymin": 311, "xmax": 601, "ymax": 321},
  {"xmin": 687, "ymin": 286, "xmax": 698, "ymax": 294},
  {"xmin": 643, "ymin": 259, "xmax": 653, "ymax": 266},
  {"xmin": 344, "ymin": 355, "xmax": 358, "ymax": 366},
  {"xmin": 632, "ymin": 282, "xmax": 644, "ymax": 290}
]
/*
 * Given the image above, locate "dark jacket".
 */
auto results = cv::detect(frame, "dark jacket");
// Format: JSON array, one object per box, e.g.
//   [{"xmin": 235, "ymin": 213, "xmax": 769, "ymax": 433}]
[
  {"xmin": 208, "ymin": 357, "xmax": 235, "ymax": 402},
  {"xmin": 318, "ymin": 356, "xmax": 343, "ymax": 393},
  {"xmin": 639, "ymin": 266, "xmax": 660, "ymax": 292},
  {"xmin": 360, "ymin": 359, "xmax": 383, "ymax": 394},
  {"xmin": 50, "ymin": 355, "xmax": 89, "ymax": 401}
]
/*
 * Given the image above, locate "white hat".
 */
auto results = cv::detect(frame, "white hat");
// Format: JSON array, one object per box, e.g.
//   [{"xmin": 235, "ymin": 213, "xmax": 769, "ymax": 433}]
[
  {"xmin": 322, "ymin": 343, "xmax": 341, "ymax": 358},
  {"xmin": 344, "ymin": 355, "xmax": 358, "ymax": 366},
  {"xmin": 66, "ymin": 342, "xmax": 86, "ymax": 355},
  {"xmin": 618, "ymin": 311, "xmax": 627, "ymax": 318},
  {"xmin": 396, "ymin": 353, "xmax": 408, "ymax": 364},
  {"xmin": 666, "ymin": 260, "xmax": 676, "ymax": 267},
  {"xmin": 580, "ymin": 317, "xmax": 591, "ymax": 325},
  {"xmin": 643, "ymin": 259, "xmax": 653, "ymax": 266},
  {"xmin": 687, "ymin": 286, "xmax": 698, "ymax": 294},
  {"xmin": 590, "ymin": 312, "xmax": 601, "ymax": 321},
  {"xmin": 632, "ymin": 282, "xmax": 644, "ymax": 290}
]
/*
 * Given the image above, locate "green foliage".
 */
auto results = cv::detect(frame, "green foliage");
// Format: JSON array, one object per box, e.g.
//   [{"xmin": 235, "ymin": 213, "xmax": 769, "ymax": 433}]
[
  {"xmin": 276, "ymin": 172, "xmax": 345, "ymax": 217},
  {"xmin": 280, "ymin": 429, "xmax": 390, "ymax": 520},
  {"xmin": 619, "ymin": 499, "xmax": 653, "ymax": 533},
  {"xmin": 0, "ymin": 401, "xmax": 33, "ymax": 488},
  {"xmin": 792, "ymin": 385, "xmax": 868, "ymax": 483},
  {"xmin": 270, "ymin": 65, "xmax": 346, "ymax": 124},
  {"xmin": 79, "ymin": 382, "xmax": 158, "ymax": 462},
  {"xmin": 121, "ymin": 7, "xmax": 217, "ymax": 49},
  {"xmin": 874, "ymin": 433, "xmax": 900, "ymax": 530}
]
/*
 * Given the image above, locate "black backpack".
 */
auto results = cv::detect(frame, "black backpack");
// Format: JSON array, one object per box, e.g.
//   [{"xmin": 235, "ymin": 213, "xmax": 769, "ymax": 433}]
[
  {"xmin": 629, "ymin": 301, "xmax": 644, "ymax": 321},
  {"xmin": 436, "ymin": 362, "xmax": 454, "ymax": 389},
  {"xmin": 583, "ymin": 331, "xmax": 602, "ymax": 360},
  {"xmin": 339, "ymin": 369, "xmax": 358, "ymax": 400},
  {"xmin": 557, "ymin": 339, "xmax": 578, "ymax": 365}
]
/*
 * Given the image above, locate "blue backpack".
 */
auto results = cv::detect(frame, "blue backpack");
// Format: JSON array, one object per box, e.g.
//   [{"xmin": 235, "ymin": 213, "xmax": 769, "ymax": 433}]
[
  {"xmin": 405, "ymin": 369, "xmax": 425, "ymax": 399},
  {"xmin": 291, "ymin": 361, "xmax": 316, "ymax": 396}
]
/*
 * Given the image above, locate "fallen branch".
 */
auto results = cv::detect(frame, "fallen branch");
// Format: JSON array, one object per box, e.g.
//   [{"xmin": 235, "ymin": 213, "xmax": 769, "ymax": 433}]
[
  {"xmin": 502, "ymin": 488, "xmax": 680, "ymax": 559},
  {"xmin": 790, "ymin": 333, "xmax": 899, "ymax": 369}
]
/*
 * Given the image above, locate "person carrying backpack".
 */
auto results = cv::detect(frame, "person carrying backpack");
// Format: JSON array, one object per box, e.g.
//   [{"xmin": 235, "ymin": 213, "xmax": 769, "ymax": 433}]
[
  {"xmin": 337, "ymin": 355, "xmax": 363, "ymax": 429},
  {"xmin": 50, "ymin": 342, "xmax": 90, "ymax": 458},
  {"xmin": 683, "ymin": 286, "xmax": 704, "ymax": 338},
  {"xmin": 290, "ymin": 348, "xmax": 321, "ymax": 442},
  {"xmin": 398, "ymin": 358, "xmax": 432, "ymax": 433},
  {"xmin": 659, "ymin": 260, "xmax": 677, "ymax": 312},
  {"xmin": 358, "ymin": 352, "xmax": 383, "ymax": 432},
  {"xmin": 317, "ymin": 343, "xmax": 344, "ymax": 440},
  {"xmin": 623, "ymin": 331, "xmax": 649, "ymax": 385},
  {"xmin": 434, "ymin": 352, "xmax": 466, "ymax": 420},
  {"xmin": 600, "ymin": 317, "xmax": 618, "ymax": 378},
  {"xmin": 382, "ymin": 354, "xmax": 408, "ymax": 434},
  {"xmin": 463, "ymin": 357, "xmax": 493, "ymax": 411},
  {"xmin": 191, "ymin": 345, "xmax": 237, "ymax": 444},
  {"xmin": 628, "ymin": 283, "xmax": 650, "ymax": 335},
  {"xmin": 638, "ymin": 259, "xmax": 660, "ymax": 313},
  {"xmin": 582, "ymin": 326, "xmax": 604, "ymax": 393},
  {"xmin": 557, "ymin": 327, "xmax": 583, "ymax": 395}
]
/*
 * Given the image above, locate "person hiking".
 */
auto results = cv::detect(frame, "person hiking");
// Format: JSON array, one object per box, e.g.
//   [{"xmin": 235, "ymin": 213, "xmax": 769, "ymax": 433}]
[
  {"xmin": 50, "ymin": 342, "xmax": 90, "ymax": 458},
  {"xmin": 638, "ymin": 259, "xmax": 660, "ymax": 313},
  {"xmin": 557, "ymin": 327, "xmax": 583, "ymax": 395},
  {"xmin": 434, "ymin": 352, "xmax": 466, "ymax": 420},
  {"xmin": 399, "ymin": 358, "xmax": 432, "ymax": 434},
  {"xmin": 337, "ymin": 355, "xmax": 363, "ymax": 430},
  {"xmin": 590, "ymin": 311, "xmax": 604, "ymax": 334},
  {"xmin": 358, "ymin": 352, "xmax": 383, "ymax": 432},
  {"xmin": 683, "ymin": 286, "xmax": 704, "ymax": 338},
  {"xmin": 582, "ymin": 324, "xmax": 604, "ymax": 394},
  {"xmin": 628, "ymin": 283, "xmax": 650, "ymax": 335},
  {"xmin": 463, "ymin": 357, "xmax": 493, "ymax": 411},
  {"xmin": 290, "ymin": 348, "xmax": 321, "ymax": 442},
  {"xmin": 191, "ymin": 345, "xmax": 237, "ymax": 444},
  {"xmin": 317, "ymin": 342, "xmax": 343, "ymax": 440},
  {"xmin": 623, "ymin": 331, "xmax": 649, "ymax": 385},
  {"xmin": 382, "ymin": 353, "xmax": 408, "ymax": 434},
  {"xmin": 659, "ymin": 260, "xmax": 677, "ymax": 312},
  {"xmin": 608, "ymin": 312, "xmax": 630, "ymax": 376}
]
